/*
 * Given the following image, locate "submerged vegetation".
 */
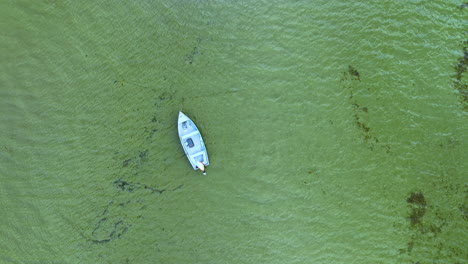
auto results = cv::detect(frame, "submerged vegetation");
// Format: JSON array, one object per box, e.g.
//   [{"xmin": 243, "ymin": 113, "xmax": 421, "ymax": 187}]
[
  {"xmin": 454, "ymin": 46, "xmax": 468, "ymax": 109},
  {"xmin": 406, "ymin": 191, "xmax": 427, "ymax": 227},
  {"xmin": 348, "ymin": 65, "xmax": 361, "ymax": 81},
  {"xmin": 341, "ymin": 65, "xmax": 386, "ymax": 151}
]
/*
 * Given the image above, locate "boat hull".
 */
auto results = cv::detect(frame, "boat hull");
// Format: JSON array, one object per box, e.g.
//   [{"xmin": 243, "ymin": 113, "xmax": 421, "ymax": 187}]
[{"xmin": 177, "ymin": 111, "xmax": 209, "ymax": 170}]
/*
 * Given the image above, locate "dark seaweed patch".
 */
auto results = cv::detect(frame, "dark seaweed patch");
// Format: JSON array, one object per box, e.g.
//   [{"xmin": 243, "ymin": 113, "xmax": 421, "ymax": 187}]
[
  {"xmin": 158, "ymin": 91, "xmax": 173, "ymax": 101},
  {"xmin": 114, "ymin": 179, "xmax": 135, "ymax": 192},
  {"xmin": 354, "ymin": 114, "xmax": 370, "ymax": 134},
  {"xmin": 185, "ymin": 47, "xmax": 199, "ymax": 64},
  {"xmin": 143, "ymin": 185, "xmax": 166, "ymax": 194},
  {"xmin": 84, "ymin": 181, "xmax": 183, "ymax": 245},
  {"xmin": 400, "ymin": 188, "xmax": 464, "ymax": 261},
  {"xmin": 78, "ymin": 201, "xmax": 133, "ymax": 244},
  {"xmin": 91, "ymin": 217, "xmax": 129, "ymax": 244},
  {"xmin": 405, "ymin": 191, "xmax": 445, "ymax": 234},
  {"xmin": 407, "ymin": 192, "xmax": 427, "ymax": 227},
  {"xmin": 352, "ymin": 103, "xmax": 368, "ymax": 112},
  {"xmin": 184, "ymin": 38, "xmax": 202, "ymax": 64},
  {"xmin": 348, "ymin": 65, "xmax": 361, "ymax": 81},
  {"xmin": 454, "ymin": 47, "xmax": 468, "ymax": 108},
  {"xmin": 409, "ymin": 207, "xmax": 426, "ymax": 227},
  {"xmin": 113, "ymin": 80, "xmax": 126, "ymax": 87},
  {"xmin": 148, "ymin": 90, "xmax": 179, "ymax": 139},
  {"xmin": 407, "ymin": 240, "xmax": 414, "ymax": 254},
  {"xmin": 121, "ymin": 150, "xmax": 150, "ymax": 168},
  {"xmin": 340, "ymin": 66, "xmax": 390, "ymax": 152},
  {"xmin": 122, "ymin": 159, "xmax": 132, "ymax": 167},
  {"xmin": 144, "ymin": 126, "xmax": 158, "ymax": 140},
  {"xmin": 112, "ymin": 79, "xmax": 147, "ymax": 88},
  {"xmin": 407, "ymin": 192, "xmax": 427, "ymax": 207},
  {"xmin": 459, "ymin": 201, "xmax": 468, "ymax": 220},
  {"xmin": 139, "ymin": 150, "xmax": 148, "ymax": 160},
  {"xmin": 108, "ymin": 221, "xmax": 128, "ymax": 240},
  {"xmin": 353, "ymin": 114, "xmax": 379, "ymax": 149},
  {"xmin": 113, "ymin": 179, "xmax": 166, "ymax": 194},
  {"xmin": 171, "ymin": 184, "xmax": 184, "ymax": 192}
]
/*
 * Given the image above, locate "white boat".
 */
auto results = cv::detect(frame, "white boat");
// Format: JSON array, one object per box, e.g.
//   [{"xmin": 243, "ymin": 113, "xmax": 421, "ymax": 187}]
[{"xmin": 177, "ymin": 111, "xmax": 209, "ymax": 173}]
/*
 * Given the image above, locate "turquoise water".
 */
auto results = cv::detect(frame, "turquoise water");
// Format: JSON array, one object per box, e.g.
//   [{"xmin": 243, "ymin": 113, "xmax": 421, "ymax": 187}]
[{"xmin": 1, "ymin": 1, "xmax": 466, "ymax": 263}]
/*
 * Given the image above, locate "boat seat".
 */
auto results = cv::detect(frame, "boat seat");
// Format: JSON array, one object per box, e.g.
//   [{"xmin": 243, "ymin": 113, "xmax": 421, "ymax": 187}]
[
  {"xmin": 182, "ymin": 121, "xmax": 192, "ymax": 130},
  {"xmin": 186, "ymin": 138, "xmax": 195, "ymax": 148},
  {"xmin": 181, "ymin": 130, "xmax": 200, "ymax": 140},
  {"xmin": 191, "ymin": 151, "xmax": 206, "ymax": 162}
]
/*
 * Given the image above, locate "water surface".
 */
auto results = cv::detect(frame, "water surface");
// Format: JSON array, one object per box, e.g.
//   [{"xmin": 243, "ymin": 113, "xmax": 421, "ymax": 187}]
[{"xmin": 0, "ymin": 1, "xmax": 466, "ymax": 263}]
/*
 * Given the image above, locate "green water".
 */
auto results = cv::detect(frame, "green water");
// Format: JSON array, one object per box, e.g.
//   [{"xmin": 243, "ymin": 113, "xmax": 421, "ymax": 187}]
[{"xmin": 1, "ymin": 1, "xmax": 467, "ymax": 263}]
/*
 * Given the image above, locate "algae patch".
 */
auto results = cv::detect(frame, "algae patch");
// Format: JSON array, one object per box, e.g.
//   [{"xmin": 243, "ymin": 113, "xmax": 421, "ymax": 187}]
[
  {"xmin": 454, "ymin": 46, "xmax": 468, "ymax": 109},
  {"xmin": 340, "ymin": 65, "xmax": 388, "ymax": 152},
  {"xmin": 406, "ymin": 191, "xmax": 427, "ymax": 227}
]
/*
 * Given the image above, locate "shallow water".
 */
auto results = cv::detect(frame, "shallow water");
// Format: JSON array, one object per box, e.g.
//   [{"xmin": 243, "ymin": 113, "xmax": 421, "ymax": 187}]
[{"xmin": 1, "ymin": 1, "xmax": 467, "ymax": 263}]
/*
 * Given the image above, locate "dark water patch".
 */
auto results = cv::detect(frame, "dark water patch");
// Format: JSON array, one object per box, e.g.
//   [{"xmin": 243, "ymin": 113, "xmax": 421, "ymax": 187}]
[
  {"xmin": 348, "ymin": 65, "xmax": 361, "ymax": 81},
  {"xmin": 121, "ymin": 150, "xmax": 149, "ymax": 168},
  {"xmin": 112, "ymin": 79, "xmax": 148, "ymax": 88},
  {"xmin": 399, "ymin": 191, "xmax": 465, "ymax": 262},
  {"xmin": 184, "ymin": 37, "xmax": 202, "ymax": 64},
  {"xmin": 83, "ymin": 180, "xmax": 184, "ymax": 244},
  {"xmin": 352, "ymin": 103, "xmax": 368, "ymax": 112},
  {"xmin": 406, "ymin": 240, "xmax": 414, "ymax": 254},
  {"xmin": 158, "ymin": 91, "xmax": 174, "ymax": 102},
  {"xmin": 406, "ymin": 191, "xmax": 427, "ymax": 227},
  {"xmin": 114, "ymin": 179, "xmax": 135, "ymax": 192},
  {"xmin": 437, "ymin": 137, "xmax": 459, "ymax": 149},
  {"xmin": 171, "ymin": 184, "xmax": 184, "ymax": 192},
  {"xmin": 91, "ymin": 238, "xmax": 111, "ymax": 244},
  {"xmin": 185, "ymin": 46, "xmax": 199, "ymax": 64},
  {"xmin": 80, "ymin": 200, "xmax": 135, "ymax": 244},
  {"xmin": 143, "ymin": 184, "xmax": 166, "ymax": 194},
  {"xmin": 354, "ymin": 114, "xmax": 372, "ymax": 143},
  {"xmin": 113, "ymin": 179, "xmax": 167, "ymax": 194},
  {"xmin": 340, "ymin": 66, "xmax": 391, "ymax": 153},
  {"xmin": 144, "ymin": 126, "xmax": 158, "ymax": 140},
  {"xmin": 407, "ymin": 192, "xmax": 427, "ymax": 207},
  {"xmin": 425, "ymin": 174, "xmax": 466, "ymax": 243},
  {"xmin": 409, "ymin": 207, "xmax": 426, "ymax": 227},
  {"xmin": 354, "ymin": 114, "xmax": 370, "ymax": 134},
  {"xmin": 307, "ymin": 167, "xmax": 318, "ymax": 175},
  {"xmin": 454, "ymin": 47, "xmax": 467, "ymax": 83},
  {"xmin": 152, "ymin": 91, "xmax": 176, "ymax": 124},
  {"xmin": 459, "ymin": 199, "xmax": 467, "ymax": 220},
  {"xmin": 453, "ymin": 46, "xmax": 468, "ymax": 109},
  {"xmin": 90, "ymin": 217, "xmax": 129, "ymax": 244},
  {"xmin": 147, "ymin": 90, "xmax": 180, "ymax": 140},
  {"xmin": 353, "ymin": 114, "xmax": 380, "ymax": 151},
  {"xmin": 139, "ymin": 150, "xmax": 148, "ymax": 160},
  {"xmin": 109, "ymin": 221, "xmax": 128, "ymax": 240},
  {"xmin": 113, "ymin": 80, "xmax": 126, "ymax": 87},
  {"xmin": 122, "ymin": 158, "xmax": 132, "ymax": 167},
  {"xmin": 458, "ymin": 201, "xmax": 468, "ymax": 221}
]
